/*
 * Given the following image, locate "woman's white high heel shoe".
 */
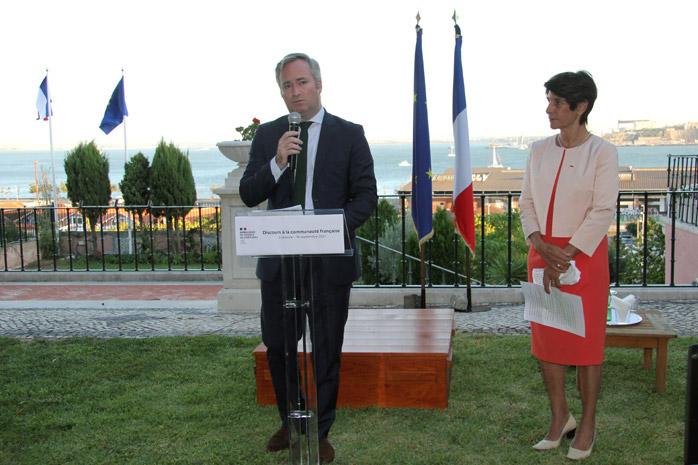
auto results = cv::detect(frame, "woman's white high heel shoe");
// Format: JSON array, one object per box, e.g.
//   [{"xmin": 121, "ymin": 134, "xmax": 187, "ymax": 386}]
[
  {"xmin": 532, "ymin": 415, "xmax": 577, "ymax": 450},
  {"xmin": 566, "ymin": 432, "xmax": 595, "ymax": 461}
]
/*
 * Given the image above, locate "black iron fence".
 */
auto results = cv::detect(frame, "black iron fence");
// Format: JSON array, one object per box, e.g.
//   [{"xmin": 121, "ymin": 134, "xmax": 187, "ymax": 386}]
[
  {"xmin": 668, "ymin": 154, "xmax": 698, "ymax": 227},
  {"xmin": 0, "ymin": 190, "xmax": 694, "ymax": 288},
  {"xmin": 353, "ymin": 190, "xmax": 692, "ymax": 288},
  {"xmin": 0, "ymin": 203, "xmax": 221, "ymax": 272}
]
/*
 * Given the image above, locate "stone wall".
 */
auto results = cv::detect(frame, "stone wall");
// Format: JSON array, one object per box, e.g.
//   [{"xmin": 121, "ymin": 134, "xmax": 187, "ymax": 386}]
[
  {"xmin": 662, "ymin": 218, "xmax": 698, "ymax": 285},
  {"xmin": 1, "ymin": 241, "xmax": 38, "ymax": 270}
]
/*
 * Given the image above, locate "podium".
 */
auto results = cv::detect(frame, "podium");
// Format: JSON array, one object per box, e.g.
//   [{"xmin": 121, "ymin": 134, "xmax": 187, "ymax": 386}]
[{"xmin": 235, "ymin": 208, "xmax": 351, "ymax": 465}]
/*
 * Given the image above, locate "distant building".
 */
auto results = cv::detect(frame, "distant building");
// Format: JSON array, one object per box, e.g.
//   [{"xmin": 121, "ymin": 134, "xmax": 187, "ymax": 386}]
[
  {"xmin": 603, "ymin": 120, "xmax": 698, "ymax": 146},
  {"xmin": 617, "ymin": 120, "xmax": 655, "ymax": 131},
  {"xmin": 397, "ymin": 166, "xmax": 669, "ymax": 237}
]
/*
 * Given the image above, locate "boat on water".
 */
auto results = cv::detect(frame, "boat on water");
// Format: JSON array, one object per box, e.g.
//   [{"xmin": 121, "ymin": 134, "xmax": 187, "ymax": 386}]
[
  {"xmin": 488, "ymin": 145, "xmax": 503, "ymax": 168},
  {"xmin": 515, "ymin": 135, "xmax": 528, "ymax": 150},
  {"xmin": 448, "ymin": 145, "xmax": 455, "ymax": 157},
  {"xmin": 399, "ymin": 160, "xmax": 411, "ymax": 167}
]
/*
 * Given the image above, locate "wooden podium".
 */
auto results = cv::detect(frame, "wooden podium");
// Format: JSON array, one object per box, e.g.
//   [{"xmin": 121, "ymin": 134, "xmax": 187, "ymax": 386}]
[{"xmin": 254, "ymin": 307, "xmax": 455, "ymax": 409}]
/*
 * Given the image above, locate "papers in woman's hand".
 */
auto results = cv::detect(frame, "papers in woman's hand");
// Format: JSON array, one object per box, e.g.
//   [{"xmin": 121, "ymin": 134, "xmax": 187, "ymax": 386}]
[
  {"xmin": 521, "ymin": 282, "xmax": 585, "ymax": 337},
  {"xmin": 532, "ymin": 260, "xmax": 581, "ymax": 286}
]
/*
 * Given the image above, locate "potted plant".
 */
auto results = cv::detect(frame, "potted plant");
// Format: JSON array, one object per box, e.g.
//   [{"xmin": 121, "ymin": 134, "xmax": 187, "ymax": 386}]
[{"xmin": 217, "ymin": 117, "xmax": 260, "ymax": 163}]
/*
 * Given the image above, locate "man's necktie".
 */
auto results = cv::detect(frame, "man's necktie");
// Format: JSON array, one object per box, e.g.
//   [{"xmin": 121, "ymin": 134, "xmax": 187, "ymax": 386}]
[{"xmin": 292, "ymin": 121, "xmax": 312, "ymax": 208}]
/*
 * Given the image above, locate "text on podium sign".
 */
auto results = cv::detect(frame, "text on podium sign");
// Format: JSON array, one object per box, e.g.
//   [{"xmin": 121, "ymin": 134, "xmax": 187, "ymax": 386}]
[{"xmin": 235, "ymin": 213, "xmax": 345, "ymax": 256}]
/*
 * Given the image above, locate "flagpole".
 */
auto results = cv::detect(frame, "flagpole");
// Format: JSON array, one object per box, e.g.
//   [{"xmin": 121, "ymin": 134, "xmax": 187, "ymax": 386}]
[
  {"xmin": 419, "ymin": 245, "xmax": 426, "ymax": 308},
  {"xmin": 455, "ymin": 11, "xmax": 473, "ymax": 313},
  {"xmin": 412, "ymin": 12, "xmax": 433, "ymax": 309},
  {"xmin": 465, "ymin": 246, "xmax": 472, "ymax": 312},
  {"xmin": 452, "ymin": 11, "xmax": 475, "ymax": 312},
  {"xmin": 46, "ymin": 69, "xmax": 57, "ymax": 206}
]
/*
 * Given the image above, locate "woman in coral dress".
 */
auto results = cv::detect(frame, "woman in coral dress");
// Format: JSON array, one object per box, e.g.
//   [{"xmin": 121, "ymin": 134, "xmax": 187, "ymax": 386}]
[{"xmin": 519, "ymin": 71, "xmax": 618, "ymax": 460}]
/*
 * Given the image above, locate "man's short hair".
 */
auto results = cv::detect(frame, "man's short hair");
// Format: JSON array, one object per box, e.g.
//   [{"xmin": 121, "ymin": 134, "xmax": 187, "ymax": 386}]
[{"xmin": 275, "ymin": 53, "xmax": 322, "ymax": 87}]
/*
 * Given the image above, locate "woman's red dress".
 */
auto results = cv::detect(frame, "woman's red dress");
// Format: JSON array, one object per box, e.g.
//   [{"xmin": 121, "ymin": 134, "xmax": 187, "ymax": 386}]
[{"xmin": 527, "ymin": 149, "xmax": 609, "ymax": 366}]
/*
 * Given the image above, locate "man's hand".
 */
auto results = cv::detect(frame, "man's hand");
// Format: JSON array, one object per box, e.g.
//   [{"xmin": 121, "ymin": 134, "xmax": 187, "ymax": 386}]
[{"xmin": 274, "ymin": 130, "xmax": 303, "ymax": 169}]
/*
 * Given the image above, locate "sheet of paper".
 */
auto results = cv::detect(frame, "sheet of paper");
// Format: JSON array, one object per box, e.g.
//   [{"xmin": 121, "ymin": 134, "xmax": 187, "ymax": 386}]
[{"xmin": 521, "ymin": 282, "xmax": 586, "ymax": 337}]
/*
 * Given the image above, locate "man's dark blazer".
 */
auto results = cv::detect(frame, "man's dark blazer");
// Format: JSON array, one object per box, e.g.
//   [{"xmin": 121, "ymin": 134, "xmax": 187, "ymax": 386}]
[{"xmin": 239, "ymin": 111, "xmax": 377, "ymax": 285}]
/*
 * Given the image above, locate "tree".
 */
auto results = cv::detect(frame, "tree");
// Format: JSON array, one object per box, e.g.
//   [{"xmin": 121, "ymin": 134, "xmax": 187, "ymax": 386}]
[
  {"xmin": 2, "ymin": 218, "xmax": 20, "ymax": 243},
  {"xmin": 356, "ymin": 198, "xmax": 399, "ymax": 284},
  {"xmin": 625, "ymin": 222, "xmax": 638, "ymax": 238},
  {"xmin": 425, "ymin": 208, "xmax": 462, "ymax": 285},
  {"xmin": 404, "ymin": 209, "xmax": 529, "ymax": 286},
  {"xmin": 476, "ymin": 211, "xmax": 528, "ymax": 285},
  {"xmin": 405, "ymin": 207, "xmax": 469, "ymax": 285},
  {"xmin": 150, "ymin": 140, "xmax": 197, "ymax": 251},
  {"xmin": 119, "ymin": 152, "xmax": 150, "ymax": 225},
  {"xmin": 64, "ymin": 141, "xmax": 111, "ymax": 255},
  {"xmin": 616, "ymin": 217, "xmax": 665, "ymax": 284},
  {"xmin": 28, "ymin": 167, "xmax": 57, "ymax": 205}
]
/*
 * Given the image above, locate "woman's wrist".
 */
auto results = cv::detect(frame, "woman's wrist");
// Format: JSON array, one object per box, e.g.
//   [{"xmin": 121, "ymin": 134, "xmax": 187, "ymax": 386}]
[
  {"xmin": 563, "ymin": 244, "xmax": 579, "ymax": 258},
  {"xmin": 528, "ymin": 232, "xmax": 543, "ymax": 250}
]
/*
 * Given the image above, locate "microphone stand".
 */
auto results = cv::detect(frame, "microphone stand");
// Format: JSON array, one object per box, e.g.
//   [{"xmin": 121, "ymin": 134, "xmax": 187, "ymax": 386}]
[{"xmin": 280, "ymin": 123, "xmax": 320, "ymax": 464}]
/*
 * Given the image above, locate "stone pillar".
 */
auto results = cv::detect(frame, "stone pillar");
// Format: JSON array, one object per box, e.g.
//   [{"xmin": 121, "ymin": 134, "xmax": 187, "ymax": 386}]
[{"xmin": 213, "ymin": 141, "xmax": 262, "ymax": 313}]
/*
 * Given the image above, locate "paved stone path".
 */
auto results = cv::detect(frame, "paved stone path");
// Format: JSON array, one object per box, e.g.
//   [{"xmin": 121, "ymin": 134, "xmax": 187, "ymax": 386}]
[{"xmin": 1, "ymin": 284, "xmax": 696, "ymax": 338}]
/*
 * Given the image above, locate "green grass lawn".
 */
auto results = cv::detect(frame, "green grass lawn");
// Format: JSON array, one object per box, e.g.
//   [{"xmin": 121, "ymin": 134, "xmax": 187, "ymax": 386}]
[{"xmin": 0, "ymin": 334, "xmax": 694, "ymax": 465}]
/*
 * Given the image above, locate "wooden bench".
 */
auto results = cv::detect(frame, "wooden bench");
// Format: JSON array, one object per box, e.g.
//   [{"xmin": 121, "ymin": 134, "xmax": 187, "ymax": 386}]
[
  {"xmin": 605, "ymin": 309, "xmax": 677, "ymax": 393},
  {"xmin": 253, "ymin": 308, "xmax": 455, "ymax": 409}
]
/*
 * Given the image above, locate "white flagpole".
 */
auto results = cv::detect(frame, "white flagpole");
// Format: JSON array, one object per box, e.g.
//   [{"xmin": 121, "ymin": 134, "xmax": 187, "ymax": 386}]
[
  {"xmin": 46, "ymin": 69, "xmax": 57, "ymax": 206},
  {"xmin": 45, "ymin": 69, "xmax": 60, "ymax": 253}
]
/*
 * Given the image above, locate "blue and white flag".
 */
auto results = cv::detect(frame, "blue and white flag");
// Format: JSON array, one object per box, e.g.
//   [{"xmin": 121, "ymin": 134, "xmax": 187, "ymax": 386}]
[
  {"xmin": 411, "ymin": 23, "xmax": 433, "ymax": 246},
  {"xmin": 99, "ymin": 77, "xmax": 128, "ymax": 134},
  {"xmin": 36, "ymin": 76, "xmax": 51, "ymax": 120}
]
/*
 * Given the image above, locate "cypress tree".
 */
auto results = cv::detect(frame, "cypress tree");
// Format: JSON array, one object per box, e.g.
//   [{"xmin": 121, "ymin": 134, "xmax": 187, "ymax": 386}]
[
  {"xmin": 64, "ymin": 141, "xmax": 111, "ymax": 256},
  {"xmin": 120, "ymin": 152, "xmax": 150, "ymax": 225},
  {"xmin": 150, "ymin": 140, "xmax": 196, "ymax": 251}
]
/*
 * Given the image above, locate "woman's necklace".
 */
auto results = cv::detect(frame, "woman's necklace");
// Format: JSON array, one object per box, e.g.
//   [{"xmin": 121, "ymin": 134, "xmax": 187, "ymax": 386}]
[{"xmin": 557, "ymin": 131, "xmax": 592, "ymax": 148}]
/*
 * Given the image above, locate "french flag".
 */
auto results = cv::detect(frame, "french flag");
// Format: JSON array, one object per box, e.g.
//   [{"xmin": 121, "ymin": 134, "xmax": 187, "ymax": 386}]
[
  {"xmin": 452, "ymin": 22, "xmax": 475, "ymax": 253},
  {"xmin": 36, "ymin": 76, "xmax": 51, "ymax": 120}
]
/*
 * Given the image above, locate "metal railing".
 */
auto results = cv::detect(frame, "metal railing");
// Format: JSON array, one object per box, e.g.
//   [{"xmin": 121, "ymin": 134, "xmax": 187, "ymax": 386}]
[
  {"xmin": 354, "ymin": 190, "xmax": 690, "ymax": 288},
  {"xmin": 0, "ymin": 203, "xmax": 221, "ymax": 272},
  {"xmin": 0, "ymin": 190, "xmax": 693, "ymax": 288},
  {"xmin": 667, "ymin": 154, "xmax": 698, "ymax": 227}
]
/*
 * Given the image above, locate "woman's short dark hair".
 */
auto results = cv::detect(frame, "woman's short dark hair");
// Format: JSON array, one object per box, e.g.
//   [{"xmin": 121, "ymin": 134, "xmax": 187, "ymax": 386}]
[{"xmin": 544, "ymin": 71, "xmax": 597, "ymax": 126}]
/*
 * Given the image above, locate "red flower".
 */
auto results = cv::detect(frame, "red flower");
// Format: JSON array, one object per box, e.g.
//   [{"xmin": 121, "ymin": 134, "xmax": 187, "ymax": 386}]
[{"xmin": 236, "ymin": 117, "xmax": 262, "ymax": 141}]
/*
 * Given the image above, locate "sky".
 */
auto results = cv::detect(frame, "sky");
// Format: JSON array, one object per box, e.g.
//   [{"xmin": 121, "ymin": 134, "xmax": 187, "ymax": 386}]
[{"xmin": 2, "ymin": 0, "xmax": 697, "ymax": 150}]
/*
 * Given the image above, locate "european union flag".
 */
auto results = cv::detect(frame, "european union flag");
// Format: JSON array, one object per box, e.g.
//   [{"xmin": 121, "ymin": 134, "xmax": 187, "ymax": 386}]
[
  {"xmin": 412, "ymin": 24, "xmax": 433, "ymax": 246},
  {"xmin": 99, "ymin": 77, "xmax": 128, "ymax": 135}
]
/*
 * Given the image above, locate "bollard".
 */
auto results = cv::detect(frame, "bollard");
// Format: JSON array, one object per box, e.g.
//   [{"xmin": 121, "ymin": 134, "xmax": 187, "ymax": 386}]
[{"xmin": 686, "ymin": 344, "xmax": 698, "ymax": 465}]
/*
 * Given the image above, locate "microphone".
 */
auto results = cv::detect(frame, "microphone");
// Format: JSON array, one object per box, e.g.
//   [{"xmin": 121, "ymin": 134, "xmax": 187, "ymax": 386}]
[
  {"xmin": 287, "ymin": 112, "xmax": 302, "ymax": 170},
  {"xmin": 288, "ymin": 111, "xmax": 301, "ymax": 132}
]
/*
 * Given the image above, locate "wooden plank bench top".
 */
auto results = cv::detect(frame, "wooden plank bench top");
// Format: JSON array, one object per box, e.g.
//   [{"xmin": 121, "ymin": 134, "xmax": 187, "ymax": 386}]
[
  {"xmin": 605, "ymin": 309, "xmax": 677, "ymax": 393},
  {"xmin": 253, "ymin": 308, "xmax": 455, "ymax": 408}
]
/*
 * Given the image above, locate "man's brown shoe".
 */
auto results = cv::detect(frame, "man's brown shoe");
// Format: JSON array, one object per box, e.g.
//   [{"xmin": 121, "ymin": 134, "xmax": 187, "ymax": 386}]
[
  {"xmin": 319, "ymin": 437, "xmax": 335, "ymax": 463},
  {"xmin": 266, "ymin": 426, "xmax": 290, "ymax": 452}
]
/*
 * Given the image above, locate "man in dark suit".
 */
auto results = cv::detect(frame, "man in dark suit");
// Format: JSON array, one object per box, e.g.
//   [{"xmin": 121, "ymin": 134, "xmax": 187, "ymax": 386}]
[{"xmin": 239, "ymin": 52, "xmax": 377, "ymax": 464}]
